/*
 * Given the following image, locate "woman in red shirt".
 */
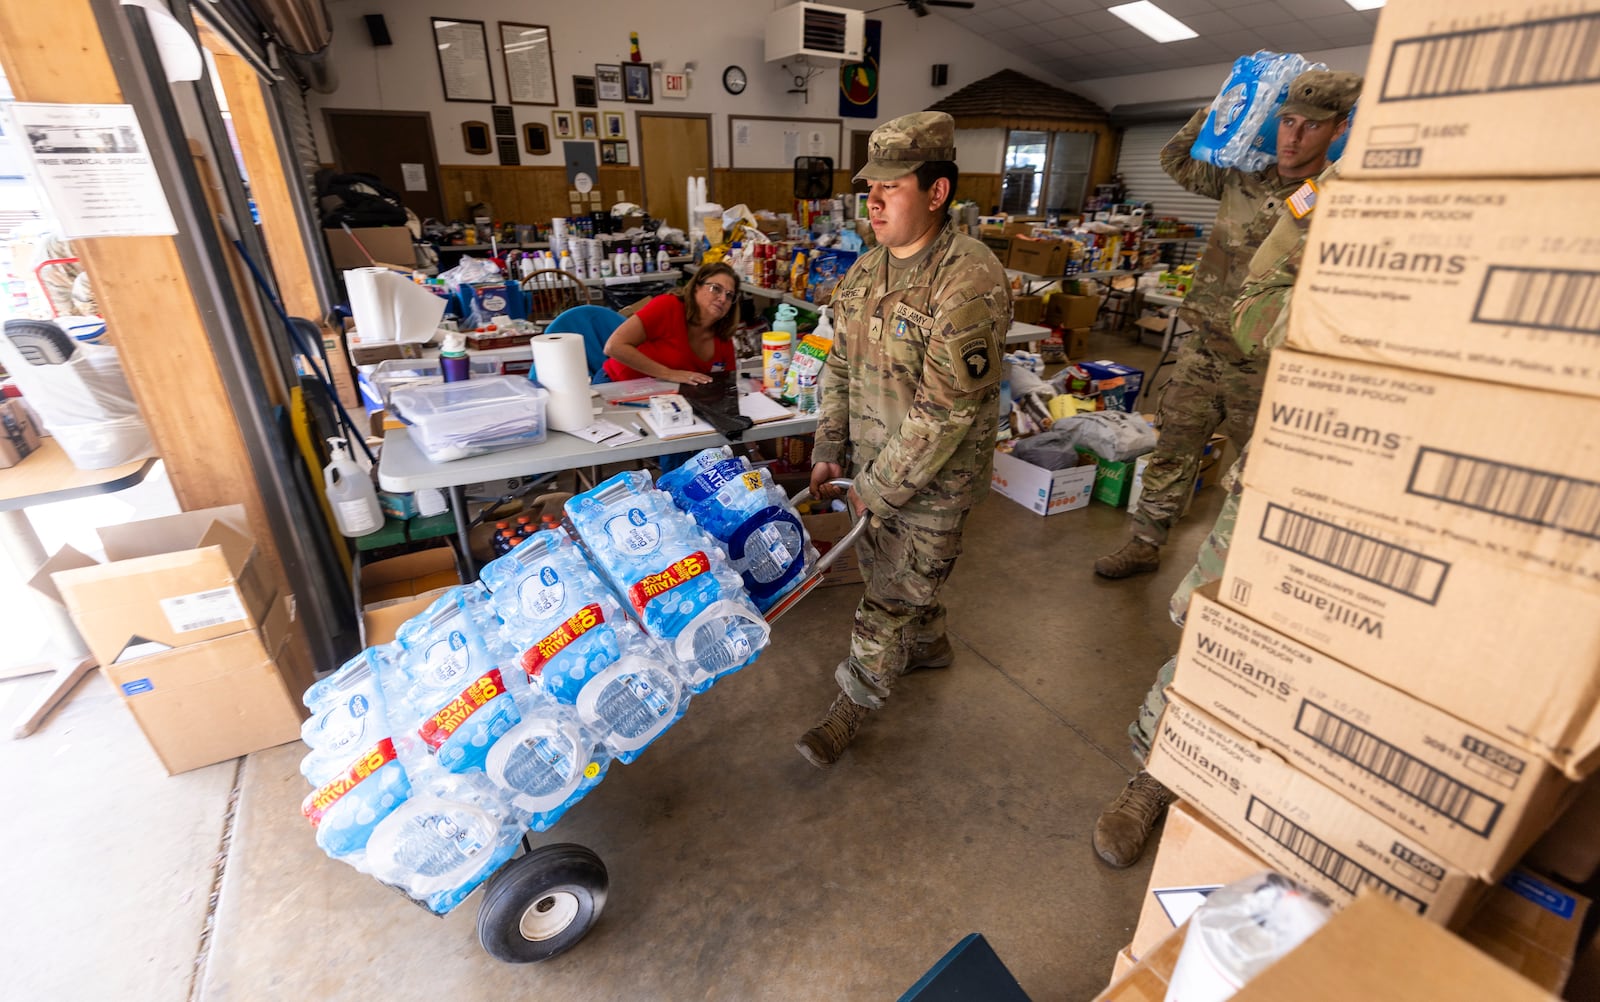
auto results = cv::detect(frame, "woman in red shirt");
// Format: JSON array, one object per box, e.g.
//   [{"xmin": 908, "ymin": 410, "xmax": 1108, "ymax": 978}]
[{"xmin": 601, "ymin": 262, "xmax": 740, "ymax": 384}]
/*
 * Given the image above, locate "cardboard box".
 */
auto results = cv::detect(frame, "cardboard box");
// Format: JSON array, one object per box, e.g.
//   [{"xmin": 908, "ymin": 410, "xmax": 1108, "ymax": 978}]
[
  {"xmin": 1108, "ymin": 946, "xmax": 1136, "ymax": 987},
  {"xmin": 1010, "ymin": 294, "xmax": 1044, "ymax": 325},
  {"xmin": 1007, "ymin": 236, "xmax": 1072, "ymax": 276},
  {"xmin": 42, "ymin": 505, "xmax": 276, "ymax": 669},
  {"xmin": 1174, "ymin": 585, "xmax": 1576, "ymax": 880},
  {"xmin": 1077, "ymin": 360, "xmax": 1144, "ymax": 413},
  {"xmin": 1131, "ymin": 800, "xmax": 1267, "ymax": 961},
  {"xmin": 1522, "ymin": 776, "xmax": 1600, "ymax": 886},
  {"xmin": 0, "ymin": 398, "xmax": 41, "ymax": 467},
  {"xmin": 1082, "ymin": 452, "xmax": 1136, "ymax": 507},
  {"xmin": 1230, "ymin": 893, "xmax": 1556, "ymax": 1002},
  {"xmin": 1462, "ymin": 869, "xmax": 1590, "ymax": 993},
  {"xmin": 1285, "ymin": 177, "xmax": 1600, "ymax": 399},
  {"xmin": 989, "ymin": 448, "xmax": 1096, "ymax": 516},
  {"xmin": 1343, "ymin": 0, "xmax": 1600, "ymax": 179},
  {"xmin": 1222, "ymin": 350, "xmax": 1600, "ymax": 777},
  {"xmin": 801, "ymin": 510, "xmax": 863, "ymax": 587},
  {"xmin": 324, "ymin": 226, "xmax": 418, "ymax": 271},
  {"xmin": 1044, "ymin": 292, "xmax": 1099, "ymax": 329},
  {"xmin": 101, "ymin": 593, "xmax": 306, "ymax": 774},
  {"xmin": 1146, "ymin": 693, "xmax": 1484, "ymax": 927},
  {"xmin": 359, "ymin": 546, "xmax": 461, "ymax": 646},
  {"xmin": 1093, "ymin": 925, "xmax": 1185, "ymax": 1002}
]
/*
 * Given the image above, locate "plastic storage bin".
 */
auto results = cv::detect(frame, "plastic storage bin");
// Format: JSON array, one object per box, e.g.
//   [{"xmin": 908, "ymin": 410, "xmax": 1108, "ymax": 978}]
[
  {"xmin": 391, "ymin": 376, "xmax": 549, "ymax": 462},
  {"xmin": 365, "ymin": 356, "xmax": 504, "ymax": 410}
]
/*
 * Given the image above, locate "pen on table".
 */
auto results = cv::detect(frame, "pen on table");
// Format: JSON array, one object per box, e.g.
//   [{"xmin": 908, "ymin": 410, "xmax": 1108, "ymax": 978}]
[{"xmin": 631, "ymin": 423, "xmax": 646, "ymax": 436}]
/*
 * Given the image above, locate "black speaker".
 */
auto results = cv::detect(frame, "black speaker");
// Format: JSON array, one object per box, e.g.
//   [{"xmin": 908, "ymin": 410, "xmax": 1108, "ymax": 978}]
[
  {"xmin": 931, "ymin": 64, "xmax": 949, "ymax": 87},
  {"xmin": 364, "ymin": 14, "xmax": 392, "ymax": 47}
]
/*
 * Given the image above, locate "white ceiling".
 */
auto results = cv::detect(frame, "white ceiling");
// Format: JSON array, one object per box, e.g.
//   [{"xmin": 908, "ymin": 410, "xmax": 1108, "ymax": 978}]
[{"xmin": 883, "ymin": 0, "xmax": 1381, "ymax": 82}]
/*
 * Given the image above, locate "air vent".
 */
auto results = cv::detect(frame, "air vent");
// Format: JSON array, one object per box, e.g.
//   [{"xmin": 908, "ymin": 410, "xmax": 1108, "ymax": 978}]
[{"xmin": 766, "ymin": 2, "xmax": 865, "ymax": 62}]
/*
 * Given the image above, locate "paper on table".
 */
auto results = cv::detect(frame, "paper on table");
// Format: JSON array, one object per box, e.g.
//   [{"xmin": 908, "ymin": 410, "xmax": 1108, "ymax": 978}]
[
  {"xmin": 565, "ymin": 420, "xmax": 642, "ymax": 447},
  {"xmin": 639, "ymin": 408, "xmax": 714, "ymax": 440},
  {"xmin": 739, "ymin": 392, "xmax": 793, "ymax": 424}
]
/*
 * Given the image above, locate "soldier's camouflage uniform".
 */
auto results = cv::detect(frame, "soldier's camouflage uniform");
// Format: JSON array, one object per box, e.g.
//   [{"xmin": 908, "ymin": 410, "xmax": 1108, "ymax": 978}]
[
  {"xmin": 814, "ymin": 221, "xmax": 1010, "ymax": 708},
  {"xmin": 1127, "ymin": 165, "xmax": 1330, "ymax": 758},
  {"xmin": 1126, "ymin": 109, "xmax": 1308, "ymax": 548}
]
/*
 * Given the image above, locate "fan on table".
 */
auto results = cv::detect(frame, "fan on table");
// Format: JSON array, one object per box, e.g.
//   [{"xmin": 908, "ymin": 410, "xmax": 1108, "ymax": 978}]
[{"xmin": 868, "ymin": 0, "xmax": 976, "ymax": 15}]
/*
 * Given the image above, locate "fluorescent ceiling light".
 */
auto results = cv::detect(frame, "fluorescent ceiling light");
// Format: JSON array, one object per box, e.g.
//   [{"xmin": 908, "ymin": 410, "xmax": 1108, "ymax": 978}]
[
  {"xmin": 1107, "ymin": 2, "xmax": 1198, "ymax": 43},
  {"xmin": 1345, "ymin": 0, "xmax": 1385, "ymax": 8}
]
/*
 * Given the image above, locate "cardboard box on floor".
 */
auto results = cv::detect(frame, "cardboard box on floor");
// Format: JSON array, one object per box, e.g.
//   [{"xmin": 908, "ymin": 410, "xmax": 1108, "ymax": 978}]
[
  {"xmin": 1108, "ymin": 946, "xmax": 1136, "ymax": 986},
  {"xmin": 1285, "ymin": 177, "xmax": 1600, "ymax": 399},
  {"xmin": 800, "ymin": 510, "xmax": 864, "ymax": 587},
  {"xmin": 989, "ymin": 448, "xmax": 1096, "ymax": 516},
  {"xmin": 1221, "ymin": 350, "xmax": 1600, "ymax": 777},
  {"xmin": 101, "ymin": 593, "xmax": 307, "ymax": 774},
  {"xmin": 1175, "ymin": 585, "xmax": 1577, "ymax": 881},
  {"xmin": 1101, "ymin": 895, "xmax": 1559, "ymax": 1001},
  {"xmin": 1130, "ymin": 800, "xmax": 1267, "ymax": 961},
  {"xmin": 37, "ymin": 504, "xmax": 276, "ymax": 669},
  {"xmin": 359, "ymin": 546, "xmax": 461, "ymax": 646},
  {"xmin": 1342, "ymin": 0, "xmax": 1600, "ymax": 179},
  {"xmin": 1462, "ymin": 869, "xmax": 1591, "ymax": 994},
  {"xmin": 1146, "ymin": 692, "xmax": 1484, "ymax": 927}
]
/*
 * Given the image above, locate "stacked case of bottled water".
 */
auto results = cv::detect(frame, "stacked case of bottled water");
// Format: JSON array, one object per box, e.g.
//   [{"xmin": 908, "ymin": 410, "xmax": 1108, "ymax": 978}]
[
  {"xmin": 1193, "ymin": 51, "xmax": 1333, "ymax": 172},
  {"xmin": 301, "ymin": 467, "xmax": 788, "ymax": 913}
]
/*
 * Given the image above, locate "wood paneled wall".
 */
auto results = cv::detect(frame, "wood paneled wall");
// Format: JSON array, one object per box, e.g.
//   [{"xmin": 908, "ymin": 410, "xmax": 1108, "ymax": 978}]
[{"xmin": 435, "ymin": 165, "xmax": 1019, "ymax": 222}]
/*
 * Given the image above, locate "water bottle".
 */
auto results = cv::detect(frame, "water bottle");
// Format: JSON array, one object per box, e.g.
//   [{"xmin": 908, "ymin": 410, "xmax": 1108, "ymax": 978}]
[
  {"xmin": 439, "ymin": 332, "xmax": 470, "ymax": 383},
  {"xmin": 323, "ymin": 437, "xmax": 383, "ymax": 537}
]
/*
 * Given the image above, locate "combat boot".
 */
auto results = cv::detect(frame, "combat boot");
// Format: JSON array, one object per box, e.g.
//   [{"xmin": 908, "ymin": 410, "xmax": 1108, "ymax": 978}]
[
  {"xmin": 1093, "ymin": 539, "xmax": 1160, "ymax": 578},
  {"xmin": 1092, "ymin": 772, "xmax": 1175, "ymax": 868},
  {"xmin": 795, "ymin": 693, "xmax": 870, "ymax": 768},
  {"xmin": 905, "ymin": 635, "xmax": 954, "ymax": 672}
]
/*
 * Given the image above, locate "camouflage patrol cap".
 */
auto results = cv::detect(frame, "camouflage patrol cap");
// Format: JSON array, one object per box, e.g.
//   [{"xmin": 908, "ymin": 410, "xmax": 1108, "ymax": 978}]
[
  {"xmin": 853, "ymin": 111, "xmax": 957, "ymax": 183},
  {"xmin": 1278, "ymin": 70, "xmax": 1363, "ymax": 121}
]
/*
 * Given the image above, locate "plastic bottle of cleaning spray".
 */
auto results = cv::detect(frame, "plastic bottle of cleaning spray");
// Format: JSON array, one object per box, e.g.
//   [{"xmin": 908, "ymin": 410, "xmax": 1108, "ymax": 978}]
[
  {"xmin": 628, "ymin": 245, "xmax": 644, "ymax": 277},
  {"xmin": 615, "ymin": 246, "xmax": 630, "ymax": 278},
  {"xmin": 656, "ymin": 245, "xmax": 672, "ymax": 274},
  {"xmin": 323, "ymin": 438, "xmax": 383, "ymax": 537}
]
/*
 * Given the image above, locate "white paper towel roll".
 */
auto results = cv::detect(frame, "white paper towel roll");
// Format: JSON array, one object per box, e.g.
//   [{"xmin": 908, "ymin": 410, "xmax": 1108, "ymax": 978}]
[
  {"xmin": 531, "ymin": 333, "xmax": 596, "ymax": 432},
  {"xmin": 345, "ymin": 267, "xmax": 392, "ymax": 340}
]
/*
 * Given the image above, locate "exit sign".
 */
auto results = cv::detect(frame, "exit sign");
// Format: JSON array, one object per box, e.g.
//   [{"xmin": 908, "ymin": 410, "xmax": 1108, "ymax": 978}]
[{"xmin": 663, "ymin": 72, "xmax": 688, "ymax": 99}]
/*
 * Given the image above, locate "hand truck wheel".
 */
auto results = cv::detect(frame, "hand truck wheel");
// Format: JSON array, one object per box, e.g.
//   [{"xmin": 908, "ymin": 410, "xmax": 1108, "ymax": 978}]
[{"xmin": 476, "ymin": 842, "xmax": 608, "ymax": 963}]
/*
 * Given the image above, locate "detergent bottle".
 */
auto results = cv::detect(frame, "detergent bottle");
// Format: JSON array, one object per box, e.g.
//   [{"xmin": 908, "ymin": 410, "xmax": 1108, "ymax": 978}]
[{"xmin": 323, "ymin": 438, "xmax": 383, "ymax": 537}]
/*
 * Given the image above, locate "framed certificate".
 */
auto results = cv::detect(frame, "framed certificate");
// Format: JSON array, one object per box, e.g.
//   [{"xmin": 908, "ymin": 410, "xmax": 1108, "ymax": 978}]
[
  {"xmin": 595, "ymin": 64, "xmax": 624, "ymax": 103},
  {"xmin": 499, "ymin": 22, "xmax": 557, "ymax": 106},
  {"xmin": 432, "ymin": 18, "xmax": 494, "ymax": 103}
]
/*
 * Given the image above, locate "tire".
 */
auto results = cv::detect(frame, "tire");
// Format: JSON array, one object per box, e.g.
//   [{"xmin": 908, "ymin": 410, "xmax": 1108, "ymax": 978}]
[{"xmin": 476, "ymin": 843, "xmax": 609, "ymax": 963}]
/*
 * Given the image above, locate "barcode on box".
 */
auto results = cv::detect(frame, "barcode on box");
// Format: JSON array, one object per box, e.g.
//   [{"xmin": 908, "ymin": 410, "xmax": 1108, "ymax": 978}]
[
  {"xmin": 1260, "ymin": 502, "xmax": 1449, "ymax": 603},
  {"xmin": 1296, "ymin": 701, "xmax": 1504, "ymax": 837},
  {"xmin": 1474, "ymin": 266, "xmax": 1600, "ymax": 336},
  {"xmin": 1245, "ymin": 797, "xmax": 1426, "ymax": 913},
  {"xmin": 1407, "ymin": 448, "xmax": 1600, "ymax": 541},
  {"xmin": 1381, "ymin": 13, "xmax": 1600, "ymax": 102}
]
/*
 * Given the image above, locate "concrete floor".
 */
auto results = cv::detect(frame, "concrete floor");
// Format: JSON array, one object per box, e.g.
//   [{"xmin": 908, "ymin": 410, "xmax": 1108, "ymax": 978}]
[{"xmin": 3, "ymin": 329, "xmax": 1230, "ymax": 1002}]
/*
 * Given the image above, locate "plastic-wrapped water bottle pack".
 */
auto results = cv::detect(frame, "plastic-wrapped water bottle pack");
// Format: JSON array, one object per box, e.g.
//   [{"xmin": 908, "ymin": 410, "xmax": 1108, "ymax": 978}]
[
  {"xmin": 566, "ymin": 470, "xmax": 770, "ymax": 692},
  {"xmin": 302, "ymin": 467, "xmax": 783, "ymax": 914},
  {"xmin": 656, "ymin": 447, "xmax": 817, "ymax": 614},
  {"xmin": 1192, "ymin": 51, "xmax": 1319, "ymax": 172}
]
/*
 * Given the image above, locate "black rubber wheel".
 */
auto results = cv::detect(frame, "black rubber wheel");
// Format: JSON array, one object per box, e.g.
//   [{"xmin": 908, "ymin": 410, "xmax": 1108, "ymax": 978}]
[{"xmin": 476, "ymin": 843, "xmax": 609, "ymax": 963}]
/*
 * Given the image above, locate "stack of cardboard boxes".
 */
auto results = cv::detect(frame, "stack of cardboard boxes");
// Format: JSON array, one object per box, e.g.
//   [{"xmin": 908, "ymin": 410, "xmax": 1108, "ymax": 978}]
[
  {"xmin": 1110, "ymin": 0, "xmax": 1600, "ymax": 994},
  {"xmin": 33, "ymin": 505, "xmax": 308, "ymax": 775}
]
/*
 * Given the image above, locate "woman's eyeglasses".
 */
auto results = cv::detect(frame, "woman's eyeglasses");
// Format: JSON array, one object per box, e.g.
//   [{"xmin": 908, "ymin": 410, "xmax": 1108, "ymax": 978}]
[{"xmin": 702, "ymin": 284, "xmax": 737, "ymax": 302}]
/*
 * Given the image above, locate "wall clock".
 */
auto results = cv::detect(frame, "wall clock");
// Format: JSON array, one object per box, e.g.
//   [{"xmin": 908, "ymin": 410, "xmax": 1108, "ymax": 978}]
[{"xmin": 723, "ymin": 65, "xmax": 747, "ymax": 95}]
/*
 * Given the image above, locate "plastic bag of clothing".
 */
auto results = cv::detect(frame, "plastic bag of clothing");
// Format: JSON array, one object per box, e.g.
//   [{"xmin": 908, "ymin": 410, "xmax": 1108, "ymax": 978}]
[
  {"xmin": 1192, "ymin": 51, "xmax": 1317, "ymax": 171},
  {"xmin": 1055, "ymin": 410, "xmax": 1157, "ymax": 462},
  {"xmin": 0, "ymin": 320, "xmax": 153, "ymax": 469},
  {"xmin": 1011, "ymin": 426, "xmax": 1090, "ymax": 471}
]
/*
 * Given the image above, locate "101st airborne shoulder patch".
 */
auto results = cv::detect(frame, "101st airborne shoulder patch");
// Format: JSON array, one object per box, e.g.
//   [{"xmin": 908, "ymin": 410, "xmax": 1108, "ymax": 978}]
[{"xmin": 956, "ymin": 336, "xmax": 997, "ymax": 390}]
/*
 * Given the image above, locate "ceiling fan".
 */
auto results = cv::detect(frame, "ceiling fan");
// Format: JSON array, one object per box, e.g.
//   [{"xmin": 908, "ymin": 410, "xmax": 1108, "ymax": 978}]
[{"xmin": 867, "ymin": 0, "xmax": 977, "ymax": 17}]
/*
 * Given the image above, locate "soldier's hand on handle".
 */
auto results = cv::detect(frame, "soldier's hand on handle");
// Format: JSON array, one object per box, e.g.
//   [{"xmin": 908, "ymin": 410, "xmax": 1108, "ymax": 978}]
[
  {"xmin": 846, "ymin": 484, "xmax": 868, "ymax": 519},
  {"xmin": 811, "ymin": 462, "xmax": 845, "ymax": 501}
]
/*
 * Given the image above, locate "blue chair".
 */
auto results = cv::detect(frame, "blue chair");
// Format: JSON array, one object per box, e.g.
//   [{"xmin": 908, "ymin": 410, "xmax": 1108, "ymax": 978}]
[{"xmin": 544, "ymin": 305, "xmax": 626, "ymax": 381}]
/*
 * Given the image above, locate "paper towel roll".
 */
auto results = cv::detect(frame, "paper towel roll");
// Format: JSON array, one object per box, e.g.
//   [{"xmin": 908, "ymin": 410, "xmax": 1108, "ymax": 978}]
[
  {"xmin": 531, "ymin": 333, "xmax": 596, "ymax": 432},
  {"xmin": 345, "ymin": 267, "xmax": 393, "ymax": 340}
]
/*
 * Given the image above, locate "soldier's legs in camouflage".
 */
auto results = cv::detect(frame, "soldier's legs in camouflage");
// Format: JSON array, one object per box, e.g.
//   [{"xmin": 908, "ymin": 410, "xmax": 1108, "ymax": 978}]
[
  {"xmin": 1127, "ymin": 655, "xmax": 1178, "ymax": 763},
  {"xmin": 1167, "ymin": 449, "xmax": 1247, "ymax": 627},
  {"xmin": 1219, "ymin": 355, "xmax": 1267, "ymax": 451},
  {"xmin": 835, "ymin": 514, "xmax": 967, "ymax": 709},
  {"xmin": 1129, "ymin": 337, "xmax": 1228, "ymax": 547}
]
